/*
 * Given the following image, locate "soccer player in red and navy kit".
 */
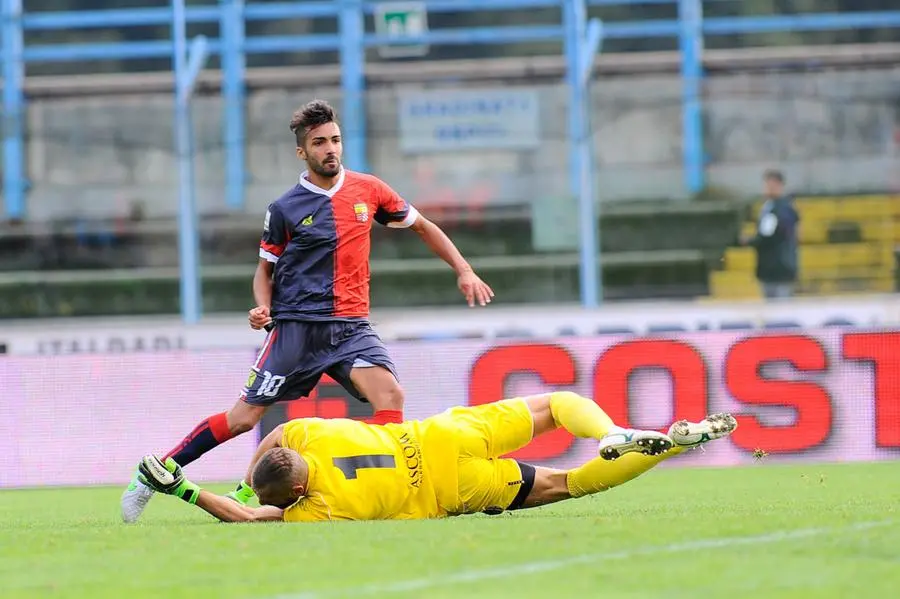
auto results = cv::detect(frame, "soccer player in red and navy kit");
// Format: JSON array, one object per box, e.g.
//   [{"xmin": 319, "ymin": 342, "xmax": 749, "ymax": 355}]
[{"xmin": 121, "ymin": 100, "xmax": 493, "ymax": 522}]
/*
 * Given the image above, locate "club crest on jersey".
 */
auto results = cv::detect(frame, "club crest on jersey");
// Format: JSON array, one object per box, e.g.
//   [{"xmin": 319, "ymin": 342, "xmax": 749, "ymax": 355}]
[{"xmin": 353, "ymin": 203, "xmax": 369, "ymax": 223}]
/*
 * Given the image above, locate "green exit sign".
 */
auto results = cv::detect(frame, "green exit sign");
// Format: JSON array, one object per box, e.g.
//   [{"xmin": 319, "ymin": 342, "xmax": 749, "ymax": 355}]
[{"xmin": 374, "ymin": 2, "xmax": 429, "ymax": 58}]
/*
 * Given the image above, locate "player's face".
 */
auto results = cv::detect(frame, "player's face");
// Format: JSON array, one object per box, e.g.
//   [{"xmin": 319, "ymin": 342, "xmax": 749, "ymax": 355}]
[
  {"xmin": 297, "ymin": 121, "xmax": 343, "ymax": 178},
  {"xmin": 267, "ymin": 486, "xmax": 304, "ymax": 509},
  {"xmin": 764, "ymin": 177, "xmax": 783, "ymax": 198}
]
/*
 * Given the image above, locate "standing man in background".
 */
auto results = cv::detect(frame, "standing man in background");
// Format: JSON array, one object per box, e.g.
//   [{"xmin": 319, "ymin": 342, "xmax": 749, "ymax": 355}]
[
  {"xmin": 743, "ymin": 169, "xmax": 799, "ymax": 299},
  {"xmin": 122, "ymin": 99, "xmax": 494, "ymax": 523}
]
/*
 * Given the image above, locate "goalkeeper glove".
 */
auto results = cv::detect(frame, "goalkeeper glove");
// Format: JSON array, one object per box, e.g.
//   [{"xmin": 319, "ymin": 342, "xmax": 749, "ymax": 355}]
[
  {"xmin": 225, "ymin": 480, "xmax": 256, "ymax": 506},
  {"xmin": 138, "ymin": 455, "xmax": 201, "ymax": 505}
]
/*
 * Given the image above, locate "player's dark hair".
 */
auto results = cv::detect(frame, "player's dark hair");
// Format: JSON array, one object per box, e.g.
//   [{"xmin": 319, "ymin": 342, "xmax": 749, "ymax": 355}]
[
  {"xmin": 763, "ymin": 169, "xmax": 785, "ymax": 184},
  {"xmin": 290, "ymin": 99, "xmax": 338, "ymax": 146},
  {"xmin": 252, "ymin": 448, "xmax": 300, "ymax": 507}
]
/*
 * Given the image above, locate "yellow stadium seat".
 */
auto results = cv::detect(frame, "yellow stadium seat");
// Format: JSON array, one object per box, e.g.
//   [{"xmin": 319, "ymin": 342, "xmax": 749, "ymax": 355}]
[
  {"xmin": 889, "ymin": 196, "xmax": 900, "ymax": 217},
  {"xmin": 835, "ymin": 199, "xmax": 891, "ymax": 221},
  {"xmin": 803, "ymin": 277, "xmax": 895, "ymax": 295},
  {"xmin": 796, "ymin": 200, "xmax": 837, "ymax": 221},
  {"xmin": 724, "ymin": 247, "xmax": 755, "ymax": 271},
  {"xmin": 800, "ymin": 264, "xmax": 894, "ymax": 281},
  {"xmin": 798, "ymin": 220, "xmax": 830, "ymax": 243},
  {"xmin": 798, "ymin": 243, "xmax": 893, "ymax": 270},
  {"xmin": 857, "ymin": 221, "xmax": 896, "ymax": 242},
  {"xmin": 709, "ymin": 270, "xmax": 761, "ymax": 299}
]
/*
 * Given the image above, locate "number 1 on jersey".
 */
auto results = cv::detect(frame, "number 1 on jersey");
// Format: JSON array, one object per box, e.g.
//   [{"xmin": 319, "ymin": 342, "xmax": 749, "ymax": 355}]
[{"xmin": 332, "ymin": 455, "xmax": 396, "ymax": 479}]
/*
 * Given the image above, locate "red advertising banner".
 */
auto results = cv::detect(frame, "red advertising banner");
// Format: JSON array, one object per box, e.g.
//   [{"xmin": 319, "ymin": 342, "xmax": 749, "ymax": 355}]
[{"xmin": 2, "ymin": 328, "xmax": 898, "ymax": 488}]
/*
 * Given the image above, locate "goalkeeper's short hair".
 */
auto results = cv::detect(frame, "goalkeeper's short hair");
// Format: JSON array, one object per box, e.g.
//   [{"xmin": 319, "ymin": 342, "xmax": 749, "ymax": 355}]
[{"xmin": 252, "ymin": 447, "xmax": 300, "ymax": 506}]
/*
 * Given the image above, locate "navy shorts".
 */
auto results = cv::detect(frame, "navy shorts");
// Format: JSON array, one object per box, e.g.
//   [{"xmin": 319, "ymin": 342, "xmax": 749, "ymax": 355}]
[{"xmin": 241, "ymin": 320, "xmax": 398, "ymax": 407}]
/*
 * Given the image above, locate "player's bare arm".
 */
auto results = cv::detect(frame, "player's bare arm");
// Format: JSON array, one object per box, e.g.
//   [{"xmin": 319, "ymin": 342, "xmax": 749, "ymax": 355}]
[
  {"xmin": 408, "ymin": 214, "xmax": 494, "ymax": 307},
  {"xmin": 249, "ymin": 258, "xmax": 275, "ymax": 329},
  {"xmin": 196, "ymin": 490, "xmax": 285, "ymax": 523}
]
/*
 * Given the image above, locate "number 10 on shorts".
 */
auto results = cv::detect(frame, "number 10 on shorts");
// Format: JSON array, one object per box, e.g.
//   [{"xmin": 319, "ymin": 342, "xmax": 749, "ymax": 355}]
[{"xmin": 258, "ymin": 370, "xmax": 286, "ymax": 397}]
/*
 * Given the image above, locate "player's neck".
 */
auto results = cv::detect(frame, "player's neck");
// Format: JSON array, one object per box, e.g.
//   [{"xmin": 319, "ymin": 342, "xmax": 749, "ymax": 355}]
[{"xmin": 305, "ymin": 169, "xmax": 342, "ymax": 191}]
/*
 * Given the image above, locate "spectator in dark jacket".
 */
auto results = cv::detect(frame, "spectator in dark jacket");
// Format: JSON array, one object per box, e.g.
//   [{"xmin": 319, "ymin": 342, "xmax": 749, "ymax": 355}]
[{"xmin": 742, "ymin": 170, "xmax": 799, "ymax": 299}]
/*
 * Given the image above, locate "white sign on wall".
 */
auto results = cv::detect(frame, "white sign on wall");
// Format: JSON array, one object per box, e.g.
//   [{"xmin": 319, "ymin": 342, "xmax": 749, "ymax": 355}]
[{"xmin": 398, "ymin": 88, "xmax": 541, "ymax": 153}]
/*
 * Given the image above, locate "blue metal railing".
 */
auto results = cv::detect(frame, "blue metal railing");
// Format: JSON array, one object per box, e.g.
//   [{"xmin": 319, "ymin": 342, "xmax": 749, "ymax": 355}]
[
  {"xmin": 5, "ymin": 1, "xmax": 900, "ymax": 218},
  {"xmin": 3, "ymin": 0, "xmax": 900, "ymax": 319}
]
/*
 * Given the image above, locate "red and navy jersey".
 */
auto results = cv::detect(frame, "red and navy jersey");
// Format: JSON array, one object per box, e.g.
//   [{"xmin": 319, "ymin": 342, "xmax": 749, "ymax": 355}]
[{"xmin": 259, "ymin": 169, "xmax": 418, "ymax": 320}]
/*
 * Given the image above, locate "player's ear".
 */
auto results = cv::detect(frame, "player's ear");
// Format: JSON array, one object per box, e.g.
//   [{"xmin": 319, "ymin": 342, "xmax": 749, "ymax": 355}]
[
  {"xmin": 293, "ymin": 482, "xmax": 306, "ymax": 498},
  {"xmin": 296, "ymin": 146, "xmax": 305, "ymax": 160}
]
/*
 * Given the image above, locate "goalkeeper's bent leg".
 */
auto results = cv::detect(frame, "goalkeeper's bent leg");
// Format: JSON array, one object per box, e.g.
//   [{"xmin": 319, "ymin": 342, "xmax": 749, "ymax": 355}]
[
  {"xmin": 566, "ymin": 446, "xmax": 685, "ymax": 498},
  {"xmin": 548, "ymin": 391, "xmax": 623, "ymax": 440}
]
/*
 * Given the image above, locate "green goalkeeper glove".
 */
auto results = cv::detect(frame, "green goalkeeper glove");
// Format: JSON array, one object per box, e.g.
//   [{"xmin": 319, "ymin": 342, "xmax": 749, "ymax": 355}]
[
  {"xmin": 138, "ymin": 456, "xmax": 201, "ymax": 505},
  {"xmin": 225, "ymin": 480, "xmax": 256, "ymax": 506}
]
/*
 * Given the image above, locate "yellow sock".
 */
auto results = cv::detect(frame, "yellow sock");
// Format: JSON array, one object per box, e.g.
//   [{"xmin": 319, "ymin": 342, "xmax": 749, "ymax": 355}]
[
  {"xmin": 566, "ymin": 446, "xmax": 684, "ymax": 498},
  {"xmin": 549, "ymin": 391, "xmax": 616, "ymax": 441}
]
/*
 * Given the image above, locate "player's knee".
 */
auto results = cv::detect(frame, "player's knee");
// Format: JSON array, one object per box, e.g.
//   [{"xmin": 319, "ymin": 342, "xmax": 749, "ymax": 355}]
[
  {"xmin": 370, "ymin": 383, "xmax": 405, "ymax": 411},
  {"xmin": 229, "ymin": 419, "xmax": 255, "ymax": 435},
  {"xmin": 524, "ymin": 393, "xmax": 556, "ymax": 436}
]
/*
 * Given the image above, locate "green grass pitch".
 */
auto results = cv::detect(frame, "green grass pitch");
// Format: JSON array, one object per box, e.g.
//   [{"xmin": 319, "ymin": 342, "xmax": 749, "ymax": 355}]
[{"xmin": 2, "ymin": 462, "xmax": 898, "ymax": 599}]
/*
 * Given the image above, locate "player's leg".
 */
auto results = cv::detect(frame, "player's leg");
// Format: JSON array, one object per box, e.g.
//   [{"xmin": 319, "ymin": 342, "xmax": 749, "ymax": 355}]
[
  {"xmin": 454, "ymin": 453, "xmax": 675, "ymax": 516},
  {"xmin": 459, "ymin": 453, "xmax": 682, "ymax": 515},
  {"xmin": 516, "ymin": 414, "xmax": 739, "ymax": 508},
  {"xmin": 526, "ymin": 391, "xmax": 673, "ymax": 459},
  {"xmin": 438, "ymin": 391, "xmax": 669, "ymax": 464},
  {"xmin": 347, "ymin": 365, "xmax": 403, "ymax": 424},
  {"xmin": 512, "ymin": 451, "xmax": 688, "ymax": 509},
  {"xmin": 327, "ymin": 321, "xmax": 404, "ymax": 425},
  {"xmin": 152, "ymin": 398, "xmax": 265, "ymax": 474},
  {"xmin": 162, "ymin": 327, "xmax": 288, "ymax": 469}
]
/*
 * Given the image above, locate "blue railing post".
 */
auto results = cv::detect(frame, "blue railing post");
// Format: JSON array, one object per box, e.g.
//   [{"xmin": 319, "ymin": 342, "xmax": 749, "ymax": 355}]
[
  {"xmin": 678, "ymin": 0, "xmax": 705, "ymax": 194},
  {"xmin": 1, "ymin": 0, "xmax": 25, "ymax": 220},
  {"xmin": 172, "ymin": 0, "xmax": 202, "ymax": 324},
  {"xmin": 338, "ymin": 0, "xmax": 368, "ymax": 173},
  {"xmin": 220, "ymin": 0, "xmax": 245, "ymax": 210},
  {"xmin": 564, "ymin": 0, "xmax": 599, "ymax": 308}
]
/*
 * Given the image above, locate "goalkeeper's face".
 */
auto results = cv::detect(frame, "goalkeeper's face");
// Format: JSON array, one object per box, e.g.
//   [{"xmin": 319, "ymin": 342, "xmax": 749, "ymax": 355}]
[{"xmin": 252, "ymin": 448, "xmax": 309, "ymax": 509}]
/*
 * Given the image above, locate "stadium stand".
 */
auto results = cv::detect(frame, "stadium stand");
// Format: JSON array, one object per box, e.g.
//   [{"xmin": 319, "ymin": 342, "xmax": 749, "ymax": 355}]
[{"xmin": 710, "ymin": 195, "xmax": 900, "ymax": 299}]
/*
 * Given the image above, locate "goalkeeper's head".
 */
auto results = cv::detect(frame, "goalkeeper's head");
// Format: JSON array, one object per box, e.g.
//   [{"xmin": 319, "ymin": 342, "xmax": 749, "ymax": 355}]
[{"xmin": 251, "ymin": 447, "xmax": 309, "ymax": 509}]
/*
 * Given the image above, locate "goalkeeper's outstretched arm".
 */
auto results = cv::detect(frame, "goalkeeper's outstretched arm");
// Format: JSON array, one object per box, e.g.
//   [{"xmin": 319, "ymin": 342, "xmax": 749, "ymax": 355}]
[
  {"xmin": 194, "ymin": 490, "xmax": 285, "ymax": 523},
  {"xmin": 138, "ymin": 455, "xmax": 285, "ymax": 523}
]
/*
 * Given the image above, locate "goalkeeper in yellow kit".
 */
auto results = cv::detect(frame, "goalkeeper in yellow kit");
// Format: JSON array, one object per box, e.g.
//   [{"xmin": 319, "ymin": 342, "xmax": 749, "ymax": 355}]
[{"xmin": 138, "ymin": 392, "xmax": 737, "ymax": 522}]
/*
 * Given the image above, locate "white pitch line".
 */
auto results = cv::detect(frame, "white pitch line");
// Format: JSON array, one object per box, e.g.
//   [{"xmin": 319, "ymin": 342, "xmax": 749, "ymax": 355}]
[{"xmin": 269, "ymin": 519, "xmax": 895, "ymax": 599}]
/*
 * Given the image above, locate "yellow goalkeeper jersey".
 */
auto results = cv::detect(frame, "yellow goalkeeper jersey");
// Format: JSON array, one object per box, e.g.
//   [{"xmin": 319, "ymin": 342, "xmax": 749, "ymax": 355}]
[{"xmin": 280, "ymin": 417, "xmax": 459, "ymax": 522}]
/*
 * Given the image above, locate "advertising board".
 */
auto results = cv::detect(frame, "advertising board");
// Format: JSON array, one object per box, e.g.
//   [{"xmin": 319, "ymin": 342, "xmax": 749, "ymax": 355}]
[
  {"xmin": 2, "ymin": 296, "xmax": 899, "ymax": 355},
  {"xmin": 2, "ymin": 328, "xmax": 897, "ymax": 488}
]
